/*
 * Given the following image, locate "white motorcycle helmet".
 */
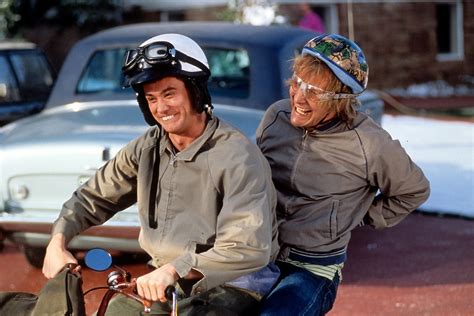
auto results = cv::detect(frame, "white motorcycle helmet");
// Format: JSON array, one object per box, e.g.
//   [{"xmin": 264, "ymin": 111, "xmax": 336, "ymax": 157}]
[{"xmin": 122, "ymin": 33, "xmax": 212, "ymax": 125}]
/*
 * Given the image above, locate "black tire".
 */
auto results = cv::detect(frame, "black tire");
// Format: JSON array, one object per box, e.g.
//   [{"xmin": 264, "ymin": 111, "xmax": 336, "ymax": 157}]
[{"xmin": 23, "ymin": 246, "xmax": 46, "ymax": 268}]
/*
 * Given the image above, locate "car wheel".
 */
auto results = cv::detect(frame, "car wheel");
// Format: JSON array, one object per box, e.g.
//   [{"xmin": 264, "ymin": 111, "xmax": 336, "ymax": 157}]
[{"xmin": 23, "ymin": 246, "xmax": 46, "ymax": 268}]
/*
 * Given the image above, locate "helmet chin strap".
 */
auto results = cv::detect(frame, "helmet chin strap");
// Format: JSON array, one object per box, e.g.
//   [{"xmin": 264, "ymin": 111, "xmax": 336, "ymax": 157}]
[{"xmin": 148, "ymin": 139, "xmax": 160, "ymax": 229}]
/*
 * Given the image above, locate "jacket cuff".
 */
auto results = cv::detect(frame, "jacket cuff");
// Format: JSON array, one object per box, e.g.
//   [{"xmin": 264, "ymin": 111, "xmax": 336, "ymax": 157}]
[
  {"xmin": 51, "ymin": 218, "xmax": 78, "ymax": 244},
  {"xmin": 170, "ymin": 252, "xmax": 211, "ymax": 296},
  {"xmin": 170, "ymin": 252, "xmax": 194, "ymax": 279}
]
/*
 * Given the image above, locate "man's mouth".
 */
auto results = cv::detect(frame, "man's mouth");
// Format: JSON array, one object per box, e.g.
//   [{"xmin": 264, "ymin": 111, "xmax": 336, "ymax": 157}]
[
  {"xmin": 295, "ymin": 106, "xmax": 311, "ymax": 116},
  {"xmin": 161, "ymin": 115, "xmax": 175, "ymax": 121}
]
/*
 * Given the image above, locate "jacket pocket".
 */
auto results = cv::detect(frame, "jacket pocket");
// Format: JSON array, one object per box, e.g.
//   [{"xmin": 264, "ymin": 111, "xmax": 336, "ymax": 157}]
[{"xmin": 329, "ymin": 200, "xmax": 339, "ymax": 240}]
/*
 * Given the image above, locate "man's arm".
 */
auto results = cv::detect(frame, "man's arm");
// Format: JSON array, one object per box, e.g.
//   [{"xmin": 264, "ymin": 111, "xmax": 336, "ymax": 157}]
[
  {"xmin": 42, "ymin": 138, "xmax": 142, "ymax": 278},
  {"xmin": 366, "ymin": 136, "xmax": 430, "ymax": 229}
]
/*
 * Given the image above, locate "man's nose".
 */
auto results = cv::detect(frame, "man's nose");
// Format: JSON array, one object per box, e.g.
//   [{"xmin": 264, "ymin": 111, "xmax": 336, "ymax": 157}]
[{"xmin": 150, "ymin": 99, "xmax": 169, "ymax": 113}]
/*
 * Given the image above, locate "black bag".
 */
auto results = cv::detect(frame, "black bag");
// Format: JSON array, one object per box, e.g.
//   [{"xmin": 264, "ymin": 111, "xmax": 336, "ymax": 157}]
[{"xmin": 0, "ymin": 264, "xmax": 85, "ymax": 316}]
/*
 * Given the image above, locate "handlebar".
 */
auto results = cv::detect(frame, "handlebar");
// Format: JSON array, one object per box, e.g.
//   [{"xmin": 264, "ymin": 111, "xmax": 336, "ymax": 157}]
[
  {"xmin": 93, "ymin": 268, "xmax": 177, "ymax": 315},
  {"xmin": 84, "ymin": 248, "xmax": 178, "ymax": 315}
]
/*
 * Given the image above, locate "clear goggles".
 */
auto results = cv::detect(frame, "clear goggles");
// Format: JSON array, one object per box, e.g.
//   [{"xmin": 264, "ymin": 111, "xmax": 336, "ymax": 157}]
[
  {"xmin": 122, "ymin": 41, "xmax": 209, "ymax": 76},
  {"xmin": 290, "ymin": 74, "xmax": 357, "ymax": 102}
]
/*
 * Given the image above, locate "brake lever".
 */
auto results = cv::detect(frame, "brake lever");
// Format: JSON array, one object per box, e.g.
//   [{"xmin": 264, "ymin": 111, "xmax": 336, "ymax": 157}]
[{"xmin": 165, "ymin": 285, "xmax": 178, "ymax": 316}]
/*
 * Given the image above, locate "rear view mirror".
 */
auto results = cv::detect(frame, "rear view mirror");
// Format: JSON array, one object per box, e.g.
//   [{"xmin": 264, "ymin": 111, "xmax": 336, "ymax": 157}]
[{"xmin": 84, "ymin": 248, "xmax": 113, "ymax": 271}]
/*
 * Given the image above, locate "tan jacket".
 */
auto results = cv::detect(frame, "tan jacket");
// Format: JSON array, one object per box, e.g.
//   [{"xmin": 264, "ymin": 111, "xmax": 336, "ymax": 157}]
[
  {"xmin": 257, "ymin": 99, "xmax": 430, "ymax": 263},
  {"xmin": 53, "ymin": 116, "xmax": 279, "ymax": 295}
]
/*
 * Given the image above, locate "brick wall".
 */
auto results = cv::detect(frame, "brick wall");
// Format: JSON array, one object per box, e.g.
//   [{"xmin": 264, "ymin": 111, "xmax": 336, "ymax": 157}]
[
  {"xmin": 461, "ymin": 1, "xmax": 474, "ymax": 82},
  {"xmin": 338, "ymin": 1, "xmax": 473, "ymax": 90}
]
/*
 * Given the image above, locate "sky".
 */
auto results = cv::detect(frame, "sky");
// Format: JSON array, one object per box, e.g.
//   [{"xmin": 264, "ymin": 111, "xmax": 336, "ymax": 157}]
[{"xmin": 382, "ymin": 114, "xmax": 473, "ymax": 218}]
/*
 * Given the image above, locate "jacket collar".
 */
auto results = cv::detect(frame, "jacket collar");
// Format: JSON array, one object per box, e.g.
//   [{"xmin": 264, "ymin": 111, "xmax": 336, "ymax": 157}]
[
  {"xmin": 306, "ymin": 117, "xmax": 346, "ymax": 135},
  {"xmin": 159, "ymin": 116, "xmax": 218, "ymax": 161}
]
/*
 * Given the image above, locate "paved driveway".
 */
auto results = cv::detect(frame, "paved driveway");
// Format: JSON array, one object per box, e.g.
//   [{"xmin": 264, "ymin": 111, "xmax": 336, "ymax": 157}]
[
  {"xmin": 329, "ymin": 212, "xmax": 474, "ymax": 316},
  {"xmin": 1, "ymin": 212, "xmax": 472, "ymax": 315}
]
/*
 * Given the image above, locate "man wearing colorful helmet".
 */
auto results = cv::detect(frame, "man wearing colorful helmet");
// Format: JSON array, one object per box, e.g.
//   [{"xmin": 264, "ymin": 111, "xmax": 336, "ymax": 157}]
[
  {"xmin": 42, "ymin": 34, "xmax": 279, "ymax": 314},
  {"xmin": 257, "ymin": 34, "xmax": 430, "ymax": 315}
]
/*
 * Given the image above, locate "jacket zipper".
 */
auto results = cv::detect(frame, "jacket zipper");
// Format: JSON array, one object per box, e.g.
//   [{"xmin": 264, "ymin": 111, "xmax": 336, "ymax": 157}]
[{"xmin": 288, "ymin": 130, "xmax": 309, "ymax": 209}]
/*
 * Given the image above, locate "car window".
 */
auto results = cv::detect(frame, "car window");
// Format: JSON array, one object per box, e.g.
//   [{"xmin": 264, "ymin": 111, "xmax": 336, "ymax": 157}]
[
  {"xmin": 10, "ymin": 51, "xmax": 54, "ymax": 102},
  {"xmin": 205, "ymin": 48, "xmax": 250, "ymax": 99},
  {"xmin": 76, "ymin": 46, "xmax": 251, "ymax": 99},
  {"xmin": 0, "ymin": 55, "xmax": 21, "ymax": 103},
  {"xmin": 77, "ymin": 48, "xmax": 129, "ymax": 94}
]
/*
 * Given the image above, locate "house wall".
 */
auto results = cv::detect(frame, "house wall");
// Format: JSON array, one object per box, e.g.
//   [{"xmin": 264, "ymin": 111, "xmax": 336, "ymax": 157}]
[{"xmin": 337, "ymin": 1, "xmax": 473, "ymax": 90}]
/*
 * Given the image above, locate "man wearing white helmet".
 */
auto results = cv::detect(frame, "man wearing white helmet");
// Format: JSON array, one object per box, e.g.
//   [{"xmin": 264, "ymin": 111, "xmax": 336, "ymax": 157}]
[
  {"xmin": 42, "ymin": 33, "xmax": 279, "ymax": 314},
  {"xmin": 257, "ymin": 34, "xmax": 430, "ymax": 315}
]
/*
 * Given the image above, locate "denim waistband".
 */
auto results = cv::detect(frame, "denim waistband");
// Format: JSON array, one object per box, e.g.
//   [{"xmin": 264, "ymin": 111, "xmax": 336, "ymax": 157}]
[
  {"xmin": 225, "ymin": 262, "xmax": 280, "ymax": 298},
  {"xmin": 288, "ymin": 247, "xmax": 347, "ymax": 265}
]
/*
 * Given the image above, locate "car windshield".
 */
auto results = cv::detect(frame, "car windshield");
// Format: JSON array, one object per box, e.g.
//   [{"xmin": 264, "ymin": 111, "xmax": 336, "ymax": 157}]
[
  {"xmin": 77, "ymin": 48, "xmax": 129, "ymax": 94},
  {"xmin": 0, "ymin": 51, "xmax": 53, "ymax": 104},
  {"xmin": 76, "ymin": 46, "xmax": 251, "ymax": 99},
  {"xmin": 10, "ymin": 51, "xmax": 54, "ymax": 102},
  {"xmin": 207, "ymin": 48, "xmax": 250, "ymax": 99},
  {"xmin": 0, "ymin": 55, "xmax": 21, "ymax": 103}
]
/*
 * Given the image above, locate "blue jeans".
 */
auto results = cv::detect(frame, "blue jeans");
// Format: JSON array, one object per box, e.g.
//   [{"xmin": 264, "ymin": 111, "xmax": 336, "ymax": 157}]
[{"xmin": 259, "ymin": 261, "xmax": 340, "ymax": 316}]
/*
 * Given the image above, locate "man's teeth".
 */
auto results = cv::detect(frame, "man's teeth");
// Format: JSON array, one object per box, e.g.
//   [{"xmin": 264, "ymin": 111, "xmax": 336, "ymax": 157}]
[
  {"xmin": 162, "ymin": 115, "xmax": 175, "ymax": 121},
  {"xmin": 295, "ymin": 107, "xmax": 310, "ymax": 115}
]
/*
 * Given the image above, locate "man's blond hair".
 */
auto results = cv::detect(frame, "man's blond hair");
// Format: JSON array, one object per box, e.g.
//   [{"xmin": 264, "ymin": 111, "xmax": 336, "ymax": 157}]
[{"xmin": 292, "ymin": 55, "xmax": 359, "ymax": 125}]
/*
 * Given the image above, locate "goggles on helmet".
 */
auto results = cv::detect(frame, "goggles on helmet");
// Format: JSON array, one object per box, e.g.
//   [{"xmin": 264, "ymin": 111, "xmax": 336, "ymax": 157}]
[
  {"xmin": 122, "ymin": 41, "xmax": 210, "ymax": 77},
  {"xmin": 290, "ymin": 74, "xmax": 356, "ymax": 102}
]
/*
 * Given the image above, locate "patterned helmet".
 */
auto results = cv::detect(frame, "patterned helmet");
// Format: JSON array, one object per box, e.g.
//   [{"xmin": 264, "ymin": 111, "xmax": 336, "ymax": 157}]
[{"xmin": 302, "ymin": 34, "xmax": 369, "ymax": 94}]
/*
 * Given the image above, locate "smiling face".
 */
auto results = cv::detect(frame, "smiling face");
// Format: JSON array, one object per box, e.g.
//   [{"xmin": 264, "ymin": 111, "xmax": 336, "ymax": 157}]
[
  {"xmin": 143, "ymin": 77, "xmax": 207, "ymax": 149},
  {"xmin": 289, "ymin": 68, "xmax": 337, "ymax": 129}
]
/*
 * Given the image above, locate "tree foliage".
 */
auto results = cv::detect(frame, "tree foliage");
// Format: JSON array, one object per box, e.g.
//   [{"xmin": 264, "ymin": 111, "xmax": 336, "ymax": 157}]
[
  {"xmin": 4, "ymin": 0, "xmax": 122, "ymax": 38},
  {"xmin": 0, "ymin": 0, "xmax": 21, "ymax": 39}
]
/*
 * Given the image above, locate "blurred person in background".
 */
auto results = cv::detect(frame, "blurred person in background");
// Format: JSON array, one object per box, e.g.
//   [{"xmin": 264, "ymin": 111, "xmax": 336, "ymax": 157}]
[
  {"xmin": 257, "ymin": 34, "xmax": 430, "ymax": 315},
  {"xmin": 298, "ymin": 3, "xmax": 325, "ymax": 33},
  {"xmin": 42, "ymin": 33, "xmax": 279, "ymax": 315}
]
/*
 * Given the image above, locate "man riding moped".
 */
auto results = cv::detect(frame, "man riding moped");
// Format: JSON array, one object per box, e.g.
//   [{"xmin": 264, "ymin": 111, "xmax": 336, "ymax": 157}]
[{"xmin": 42, "ymin": 33, "xmax": 280, "ymax": 315}]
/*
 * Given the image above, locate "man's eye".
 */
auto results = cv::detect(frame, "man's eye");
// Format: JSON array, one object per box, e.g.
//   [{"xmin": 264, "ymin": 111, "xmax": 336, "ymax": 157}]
[{"xmin": 307, "ymin": 88, "xmax": 321, "ymax": 97}]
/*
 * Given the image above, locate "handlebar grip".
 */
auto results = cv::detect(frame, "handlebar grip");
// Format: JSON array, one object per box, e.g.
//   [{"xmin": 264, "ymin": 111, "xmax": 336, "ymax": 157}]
[{"xmin": 165, "ymin": 285, "xmax": 176, "ymax": 301}]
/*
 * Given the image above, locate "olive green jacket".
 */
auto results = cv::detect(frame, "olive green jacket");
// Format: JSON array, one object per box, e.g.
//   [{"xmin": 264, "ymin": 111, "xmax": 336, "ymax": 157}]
[{"xmin": 52, "ymin": 116, "xmax": 279, "ymax": 295}]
